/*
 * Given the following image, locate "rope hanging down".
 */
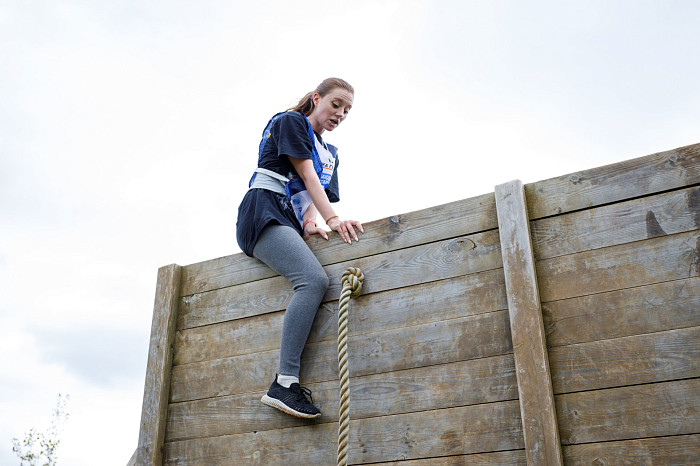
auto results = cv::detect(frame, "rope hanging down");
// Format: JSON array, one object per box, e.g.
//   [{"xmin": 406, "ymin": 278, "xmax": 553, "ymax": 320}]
[{"xmin": 337, "ymin": 267, "xmax": 364, "ymax": 466}]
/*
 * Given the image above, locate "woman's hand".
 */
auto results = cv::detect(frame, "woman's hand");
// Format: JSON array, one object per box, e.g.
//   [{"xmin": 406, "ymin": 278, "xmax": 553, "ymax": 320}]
[
  {"xmin": 327, "ymin": 217, "xmax": 364, "ymax": 244},
  {"xmin": 303, "ymin": 220, "xmax": 330, "ymax": 240}
]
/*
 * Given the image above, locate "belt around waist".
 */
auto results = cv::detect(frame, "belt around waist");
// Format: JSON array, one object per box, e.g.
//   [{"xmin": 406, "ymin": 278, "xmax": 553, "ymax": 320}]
[{"xmin": 249, "ymin": 168, "xmax": 288, "ymax": 195}]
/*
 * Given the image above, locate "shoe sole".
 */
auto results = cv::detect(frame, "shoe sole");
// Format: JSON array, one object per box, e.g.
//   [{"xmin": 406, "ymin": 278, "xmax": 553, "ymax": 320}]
[{"xmin": 261, "ymin": 395, "xmax": 321, "ymax": 419}]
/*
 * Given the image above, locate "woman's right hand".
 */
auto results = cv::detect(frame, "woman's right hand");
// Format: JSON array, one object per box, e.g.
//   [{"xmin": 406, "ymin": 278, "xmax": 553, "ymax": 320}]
[{"xmin": 327, "ymin": 217, "xmax": 364, "ymax": 244}]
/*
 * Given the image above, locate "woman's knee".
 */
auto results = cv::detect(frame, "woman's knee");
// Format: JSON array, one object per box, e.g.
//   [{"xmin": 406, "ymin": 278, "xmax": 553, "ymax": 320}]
[{"xmin": 305, "ymin": 268, "xmax": 329, "ymax": 294}]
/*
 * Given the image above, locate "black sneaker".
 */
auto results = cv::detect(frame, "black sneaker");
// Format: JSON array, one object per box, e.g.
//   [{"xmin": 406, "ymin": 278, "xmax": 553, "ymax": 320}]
[{"xmin": 261, "ymin": 377, "xmax": 322, "ymax": 419}]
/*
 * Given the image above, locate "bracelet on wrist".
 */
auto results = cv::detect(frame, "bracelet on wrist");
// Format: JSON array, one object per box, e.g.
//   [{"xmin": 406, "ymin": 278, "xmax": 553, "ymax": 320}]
[
  {"xmin": 325, "ymin": 215, "xmax": 339, "ymax": 224},
  {"xmin": 302, "ymin": 219, "xmax": 317, "ymax": 229}
]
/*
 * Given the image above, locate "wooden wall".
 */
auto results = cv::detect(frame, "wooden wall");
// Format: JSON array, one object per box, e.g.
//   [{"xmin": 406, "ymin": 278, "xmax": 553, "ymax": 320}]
[{"xmin": 136, "ymin": 142, "xmax": 700, "ymax": 464}]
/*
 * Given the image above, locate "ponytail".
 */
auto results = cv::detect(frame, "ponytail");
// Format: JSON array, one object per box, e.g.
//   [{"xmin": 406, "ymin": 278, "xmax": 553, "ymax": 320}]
[
  {"xmin": 288, "ymin": 91, "xmax": 315, "ymax": 116},
  {"xmin": 287, "ymin": 77, "xmax": 354, "ymax": 116}
]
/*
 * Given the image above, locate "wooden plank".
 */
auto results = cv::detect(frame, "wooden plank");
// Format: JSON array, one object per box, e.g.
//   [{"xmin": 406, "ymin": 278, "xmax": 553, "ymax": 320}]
[
  {"xmin": 531, "ymin": 185, "xmax": 700, "ymax": 260},
  {"xmin": 562, "ymin": 434, "xmax": 700, "ymax": 464},
  {"xmin": 306, "ymin": 193, "xmax": 498, "ymax": 267},
  {"xmin": 163, "ymin": 401, "xmax": 524, "ymax": 464},
  {"xmin": 164, "ymin": 422, "xmax": 337, "ymax": 465},
  {"xmin": 170, "ymin": 310, "xmax": 513, "ymax": 403},
  {"xmin": 374, "ymin": 450, "xmax": 527, "ymax": 465},
  {"xmin": 173, "ymin": 269, "xmax": 507, "ymax": 366},
  {"xmin": 166, "ymin": 354, "xmax": 517, "ymax": 442},
  {"xmin": 549, "ymin": 326, "xmax": 700, "ymax": 394},
  {"xmin": 495, "ymin": 179, "xmax": 563, "ymax": 465},
  {"xmin": 177, "ymin": 229, "xmax": 503, "ymax": 330},
  {"xmin": 137, "ymin": 264, "xmax": 181, "ymax": 466},
  {"xmin": 349, "ymin": 401, "xmax": 524, "ymax": 463},
  {"xmin": 179, "ymin": 194, "xmax": 498, "ymax": 296},
  {"xmin": 543, "ymin": 277, "xmax": 700, "ymax": 347},
  {"xmin": 180, "ymin": 253, "xmax": 273, "ymax": 299},
  {"xmin": 537, "ymin": 229, "xmax": 700, "ymax": 303},
  {"xmin": 556, "ymin": 378, "xmax": 700, "ymax": 445},
  {"xmin": 524, "ymin": 142, "xmax": 700, "ymax": 219}
]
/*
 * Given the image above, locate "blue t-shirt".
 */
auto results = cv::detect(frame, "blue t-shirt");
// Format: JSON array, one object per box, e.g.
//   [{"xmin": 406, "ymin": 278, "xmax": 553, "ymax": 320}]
[{"xmin": 236, "ymin": 112, "xmax": 340, "ymax": 256}]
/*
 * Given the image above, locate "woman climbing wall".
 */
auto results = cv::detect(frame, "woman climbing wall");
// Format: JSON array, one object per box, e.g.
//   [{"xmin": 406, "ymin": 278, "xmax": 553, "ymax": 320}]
[{"xmin": 236, "ymin": 77, "xmax": 363, "ymax": 418}]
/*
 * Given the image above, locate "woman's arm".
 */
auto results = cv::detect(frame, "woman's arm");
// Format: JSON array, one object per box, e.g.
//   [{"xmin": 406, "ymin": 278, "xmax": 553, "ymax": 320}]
[{"xmin": 289, "ymin": 157, "xmax": 363, "ymax": 244}]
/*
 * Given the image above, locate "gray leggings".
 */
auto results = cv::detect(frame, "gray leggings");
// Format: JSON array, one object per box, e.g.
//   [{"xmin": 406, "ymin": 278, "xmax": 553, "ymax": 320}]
[{"xmin": 253, "ymin": 224, "xmax": 329, "ymax": 378}]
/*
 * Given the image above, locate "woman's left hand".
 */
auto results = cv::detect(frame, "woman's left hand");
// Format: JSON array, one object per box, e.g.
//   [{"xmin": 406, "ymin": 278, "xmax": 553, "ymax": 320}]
[{"xmin": 327, "ymin": 217, "xmax": 364, "ymax": 244}]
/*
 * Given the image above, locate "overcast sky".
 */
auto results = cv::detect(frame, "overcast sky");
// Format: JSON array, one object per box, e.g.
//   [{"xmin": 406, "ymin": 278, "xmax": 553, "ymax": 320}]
[{"xmin": 1, "ymin": 1, "xmax": 699, "ymax": 464}]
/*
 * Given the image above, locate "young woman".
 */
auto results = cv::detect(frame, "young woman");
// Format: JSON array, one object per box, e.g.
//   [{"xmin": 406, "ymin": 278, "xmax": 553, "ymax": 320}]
[{"xmin": 236, "ymin": 78, "xmax": 363, "ymax": 418}]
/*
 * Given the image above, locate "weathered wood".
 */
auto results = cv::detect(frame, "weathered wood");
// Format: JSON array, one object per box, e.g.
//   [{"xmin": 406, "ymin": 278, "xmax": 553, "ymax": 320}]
[
  {"xmin": 177, "ymin": 230, "xmax": 503, "ymax": 330},
  {"xmin": 306, "ymin": 193, "xmax": 498, "ymax": 266},
  {"xmin": 173, "ymin": 269, "xmax": 507, "ymax": 366},
  {"xmin": 349, "ymin": 401, "xmax": 523, "ymax": 463},
  {"xmin": 538, "ymin": 229, "xmax": 700, "ymax": 303},
  {"xmin": 179, "ymin": 253, "xmax": 271, "ymax": 298},
  {"xmin": 543, "ymin": 277, "xmax": 700, "ymax": 347},
  {"xmin": 323, "ymin": 229, "xmax": 501, "ymax": 298},
  {"xmin": 163, "ymin": 401, "xmax": 524, "ymax": 464},
  {"xmin": 531, "ymin": 185, "xmax": 700, "ymax": 259},
  {"xmin": 525, "ymin": 142, "xmax": 700, "ymax": 219},
  {"xmin": 495, "ymin": 179, "xmax": 563, "ymax": 465},
  {"xmin": 137, "ymin": 264, "xmax": 181, "ymax": 466},
  {"xmin": 179, "ymin": 194, "xmax": 498, "ymax": 296},
  {"xmin": 170, "ymin": 310, "xmax": 513, "ymax": 403},
  {"xmin": 164, "ymin": 422, "xmax": 337, "ymax": 465},
  {"xmin": 556, "ymin": 378, "xmax": 700, "ymax": 445},
  {"xmin": 562, "ymin": 434, "xmax": 700, "ymax": 465},
  {"xmin": 166, "ymin": 354, "xmax": 517, "ymax": 442},
  {"xmin": 374, "ymin": 450, "xmax": 527, "ymax": 465},
  {"xmin": 549, "ymin": 326, "xmax": 700, "ymax": 394}
]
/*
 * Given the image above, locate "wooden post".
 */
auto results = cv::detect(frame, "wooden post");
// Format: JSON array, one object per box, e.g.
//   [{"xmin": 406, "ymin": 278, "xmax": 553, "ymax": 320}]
[
  {"xmin": 136, "ymin": 264, "xmax": 181, "ymax": 465},
  {"xmin": 495, "ymin": 180, "xmax": 563, "ymax": 465}
]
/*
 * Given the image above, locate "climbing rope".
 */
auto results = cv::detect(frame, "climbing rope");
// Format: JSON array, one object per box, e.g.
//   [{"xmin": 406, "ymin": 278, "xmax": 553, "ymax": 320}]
[{"xmin": 337, "ymin": 267, "xmax": 364, "ymax": 466}]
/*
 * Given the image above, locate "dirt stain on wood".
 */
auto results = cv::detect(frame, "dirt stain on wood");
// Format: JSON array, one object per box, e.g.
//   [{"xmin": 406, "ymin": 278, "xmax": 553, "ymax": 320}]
[
  {"xmin": 645, "ymin": 210, "xmax": 667, "ymax": 238},
  {"xmin": 688, "ymin": 187, "xmax": 700, "ymax": 229}
]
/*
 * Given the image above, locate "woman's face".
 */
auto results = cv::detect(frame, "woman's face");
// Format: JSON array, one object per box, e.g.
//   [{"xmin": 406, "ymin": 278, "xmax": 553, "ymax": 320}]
[{"xmin": 308, "ymin": 87, "xmax": 354, "ymax": 134}]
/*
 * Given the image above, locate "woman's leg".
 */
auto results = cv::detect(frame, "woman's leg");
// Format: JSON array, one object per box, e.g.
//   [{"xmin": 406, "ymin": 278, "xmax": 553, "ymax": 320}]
[{"xmin": 253, "ymin": 224, "xmax": 329, "ymax": 378}]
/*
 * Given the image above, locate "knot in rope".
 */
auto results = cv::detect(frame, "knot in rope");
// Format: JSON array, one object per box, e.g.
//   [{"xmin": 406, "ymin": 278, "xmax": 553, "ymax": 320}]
[
  {"xmin": 337, "ymin": 266, "xmax": 363, "ymax": 466},
  {"xmin": 341, "ymin": 267, "xmax": 364, "ymax": 298}
]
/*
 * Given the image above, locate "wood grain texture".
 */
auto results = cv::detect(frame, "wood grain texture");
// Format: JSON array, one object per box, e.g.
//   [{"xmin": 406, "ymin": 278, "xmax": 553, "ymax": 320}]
[
  {"xmin": 495, "ymin": 180, "xmax": 563, "ymax": 465},
  {"xmin": 549, "ymin": 326, "xmax": 700, "ymax": 394},
  {"xmin": 562, "ymin": 434, "xmax": 700, "ymax": 465},
  {"xmin": 350, "ymin": 401, "xmax": 523, "ymax": 464},
  {"xmin": 542, "ymin": 277, "xmax": 700, "ymax": 347},
  {"xmin": 170, "ymin": 310, "xmax": 513, "ymax": 403},
  {"xmin": 137, "ymin": 264, "xmax": 181, "ymax": 466},
  {"xmin": 306, "ymin": 193, "xmax": 498, "ymax": 267},
  {"xmin": 173, "ymin": 268, "xmax": 507, "ymax": 366},
  {"xmin": 524, "ymin": 142, "xmax": 700, "ymax": 219},
  {"xmin": 537, "ymin": 229, "xmax": 700, "ymax": 303},
  {"xmin": 180, "ymin": 194, "xmax": 497, "ymax": 296},
  {"xmin": 164, "ymin": 421, "xmax": 337, "ymax": 465},
  {"xmin": 531, "ymin": 185, "xmax": 700, "ymax": 260},
  {"xmin": 177, "ymin": 230, "xmax": 503, "ymax": 330},
  {"xmin": 165, "ymin": 354, "xmax": 517, "ymax": 442},
  {"xmin": 556, "ymin": 378, "xmax": 700, "ymax": 445},
  {"xmin": 374, "ymin": 450, "xmax": 526, "ymax": 465},
  {"xmin": 163, "ymin": 401, "xmax": 524, "ymax": 465}
]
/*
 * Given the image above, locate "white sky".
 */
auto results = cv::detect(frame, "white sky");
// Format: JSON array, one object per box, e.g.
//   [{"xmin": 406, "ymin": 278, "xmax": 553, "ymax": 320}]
[{"xmin": 1, "ymin": 1, "xmax": 699, "ymax": 464}]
